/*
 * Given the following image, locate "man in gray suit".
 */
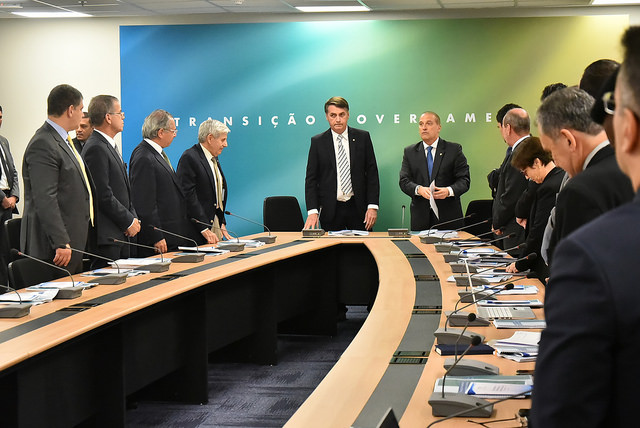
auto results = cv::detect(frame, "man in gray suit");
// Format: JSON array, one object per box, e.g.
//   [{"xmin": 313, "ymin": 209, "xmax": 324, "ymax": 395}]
[
  {"xmin": 0, "ymin": 105, "xmax": 20, "ymax": 284},
  {"xmin": 21, "ymin": 84, "xmax": 94, "ymax": 274}
]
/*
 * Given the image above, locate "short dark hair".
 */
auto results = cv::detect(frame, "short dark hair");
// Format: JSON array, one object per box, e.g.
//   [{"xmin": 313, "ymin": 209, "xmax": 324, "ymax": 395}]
[
  {"xmin": 47, "ymin": 84, "xmax": 82, "ymax": 117},
  {"xmin": 324, "ymin": 96, "xmax": 349, "ymax": 113},
  {"xmin": 579, "ymin": 59, "xmax": 619, "ymax": 98},
  {"xmin": 537, "ymin": 87, "xmax": 603, "ymax": 139},
  {"xmin": 541, "ymin": 83, "xmax": 567, "ymax": 101},
  {"xmin": 619, "ymin": 26, "xmax": 640, "ymax": 115},
  {"xmin": 511, "ymin": 136, "xmax": 553, "ymax": 170},
  {"xmin": 0, "ymin": 105, "xmax": 3, "ymax": 113},
  {"xmin": 496, "ymin": 103, "xmax": 521, "ymax": 124},
  {"xmin": 88, "ymin": 95, "xmax": 117, "ymax": 127}
]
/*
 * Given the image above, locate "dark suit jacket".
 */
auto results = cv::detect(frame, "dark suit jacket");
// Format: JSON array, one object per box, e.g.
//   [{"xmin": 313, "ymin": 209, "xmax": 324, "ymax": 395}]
[
  {"xmin": 176, "ymin": 144, "xmax": 227, "ymax": 229},
  {"xmin": 305, "ymin": 127, "xmax": 380, "ymax": 227},
  {"xmin": 492, "ymin": 145, "xmax": 529, "ymax": 249},
  {"xmin": 531, "ymin": 191, "xmax": 640, "ymax": 428},
  {"xmin": 129, "ymin": 140, "xmax": 200, "ymax": 254},
  {"xmin": 72, "ymin": 137, "xmax": 86, "ymax": 155},
  {"xmin": 515, "ymin": 166, "xmax": 564, "ymax": 278},
  {"xmin": 0, "ymin": 135, "xmax": 20, "ymax": 213},
  {"xmin": 82, "ymin": 131, "xmax": 136, "ymax": 247},
  {"xmin": 399, "ymin": 138, "xmax": 470, "ymax": 231},
  {"xmin": 548, "ymin": 144, "xmax": 634, "ymax": 263},
  {"xmin": 21, "ymin": 121, "xmax": 92, "ymax": 273}
]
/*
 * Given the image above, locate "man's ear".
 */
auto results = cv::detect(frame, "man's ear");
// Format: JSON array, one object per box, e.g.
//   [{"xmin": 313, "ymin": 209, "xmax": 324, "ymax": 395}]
[
  {"xmin": 618, "ymin": 108, "xmax": 639, "ymax": 156},
  {"xmin": 559, "ymin": 129, "xmax": 577, "ymax": 152}
]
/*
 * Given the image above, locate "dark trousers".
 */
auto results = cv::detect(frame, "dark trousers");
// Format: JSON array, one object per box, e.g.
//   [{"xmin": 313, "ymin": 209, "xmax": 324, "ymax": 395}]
[
  {"xmin": 0, "ymin": 207, "xmax": 12, "ymax": 285},
  {"xmin": 323, "ymin": 199, "xmax": 363, "ymax": 231}
]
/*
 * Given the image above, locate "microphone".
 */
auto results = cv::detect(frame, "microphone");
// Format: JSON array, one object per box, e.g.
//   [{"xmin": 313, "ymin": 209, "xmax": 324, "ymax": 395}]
[
  {"xmin": 223, "ymin": 210, "xmax": 276, "ymax": 244},
  {"xmin": 428, "ymin": 335, "xmax": 494, "ymax": 418},
  {"xmin": 442, "ymin": 242, "xmax": 523, "ymax": 264},
  {"xmin": 10, "ymin": 249, "xmax": 83, "ymax": 299},
  {"xmin": 445, "ymin": 319, "xmax": 500, "ymax": 376},
  {"xmin": 190, "ymin": 218, "xmax": 245, "ymax": 252},
  {"xmin": 452, "ymin": 252, "xmax": 535, "ymax": 287},
  {"xmin": 149, "ymin": 225, "xmax": 205, "ymax": 263},
  {"xmin": 430, "ymin": 219, "xmax": 491, "ymax": 248},
  {"xmin": 420, "ymin": 213, "xmax": 476, "ymax": 244},
  {"xmin": 455, "ymin": 277, "xmax": 520, "ymax": 308},
  {"xmin": 108, "ymin": 238, "xmax": 171, "ymax": 272},
  {"xmin": 0, "ymin": 283, "xmax": 32, "ymax": 318},
  {"xmin": 427, "ymin": 385, "xmax": 532, "ymax": 424},
  {"xmin": 435, "ymin": 230, "xmax": 512, "ymax": 254},
  {"xmin": 69, "ymin": 247, "xmax": 127, "ymax": 285},
  {"xmin": 388, "ymin": 205, "xmax": 410, "ymax": 237},
  {"xmin": 449, "ymin": 248, "xmax": 531, "ymax": 273},
  {"xmin": 302, "ymin": 207, "xmax": 326, "ymax": 237}
]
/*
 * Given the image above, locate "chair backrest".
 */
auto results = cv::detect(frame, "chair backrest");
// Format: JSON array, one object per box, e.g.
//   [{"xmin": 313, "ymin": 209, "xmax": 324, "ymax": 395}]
[
  {"xmin": 4, "ymin": 217, "xmax": 21, "ymax": 262},
  {"xmin": 8, "ymin": 257, "xmax": 67, "ymax": 290},
  {"xmin": 263, "ymin": 196, "xmax": 304, "ymax": 232},
  {"xmin": 464, "ymin": 199, "xmax": 493, "ymax": 236}
]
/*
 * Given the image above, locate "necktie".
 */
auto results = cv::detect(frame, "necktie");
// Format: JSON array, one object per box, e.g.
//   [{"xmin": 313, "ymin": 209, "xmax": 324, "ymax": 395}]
[
  {"xmin": 211, "ymin": 157, "xmax": 224, "ymax": 239},
  {"xmin": 427, "ymin": 145, "xmax": 434, "ymax": 178},
  {"xmin": 161, "ymin": 150, "xmax": 173, "ymax": 171},
  {"xmin": 336, "ymin": 134, "xmax": 353, "ymax": 196},
  {"xmin": 506, "ymin": 146, "xmax": 513, "ymax": 157},
  {"xmin": 67, "ymin": 135, "xmax": 94, "ymax": 226},
  {"xmin": 0, "ymin": 145, "xmax": 12, "ymax": 190}
]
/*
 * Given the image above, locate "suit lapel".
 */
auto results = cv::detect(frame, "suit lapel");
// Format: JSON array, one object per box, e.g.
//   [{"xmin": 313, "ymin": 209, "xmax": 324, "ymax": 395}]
[
  {"xmin": 144, "ymin": 142, "xmax": 184, "ymax": 196},
  {"xmin": 195, "ymin": 145, "xmax": 217, "ymax": 195},
  {"xmin": 0, "ymin": 139, "xmax": 14, "ymax": 189},
  {"xmin": 103, "ymin": 135, "xmax": 130, "ymax": 191},
  {"xmin": 50, "ymin": 125, "xmax": 89, "ymax": 192}
]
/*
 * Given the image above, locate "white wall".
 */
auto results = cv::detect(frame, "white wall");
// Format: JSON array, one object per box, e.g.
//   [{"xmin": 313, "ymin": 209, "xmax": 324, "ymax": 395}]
[{"xmin": 0, "ymin": 5, "xmax": 637, "ymax": 214}]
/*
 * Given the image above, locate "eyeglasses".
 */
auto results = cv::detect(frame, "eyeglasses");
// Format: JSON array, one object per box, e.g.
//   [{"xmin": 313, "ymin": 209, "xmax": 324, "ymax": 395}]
[
  {"xmin": 602, "ymin": 91, "xmax": 615, "ymax": 115},
  {"xmin": 163, "ymin": 128, "xmax": 178, "ymax": 135},
  {"xmin": 108, "ymin": 111, "xmax": 125, "ymax": 118}
]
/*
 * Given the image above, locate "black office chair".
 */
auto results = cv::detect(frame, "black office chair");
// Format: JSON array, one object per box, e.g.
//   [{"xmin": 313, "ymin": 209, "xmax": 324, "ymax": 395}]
[
  {"xmin": 4, "ymin": 217, "xmax": 22, "ymax": 262},
  {"xmin": 464, "ymin": 199, "xmax": 493, "ymax": 237},
  {"xmin": 263, "ymin": 196, "xmax": 304, "ymax": 232},
  {"xmin": 8, "ymin": 257, "xmax": 67, "ymax": 290}
]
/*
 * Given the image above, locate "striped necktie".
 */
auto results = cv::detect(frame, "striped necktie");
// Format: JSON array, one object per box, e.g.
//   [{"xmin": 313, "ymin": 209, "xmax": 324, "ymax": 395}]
[
  {"xmin": 336, "ymin": 134, "xmax": 352, "ymax": 196},
  {"xmin": 67, "ymin": 135, "xmax": 94, "ymax": 226},
  {"xmin": 211, "ymin": 157, "xmax": 224, "ymax": 239}
]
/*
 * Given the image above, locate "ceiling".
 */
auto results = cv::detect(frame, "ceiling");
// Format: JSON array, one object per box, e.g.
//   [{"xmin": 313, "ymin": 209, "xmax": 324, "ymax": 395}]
[{"xmin": 0, "ymin": 0, "xmax": 613, "ymax": 18}]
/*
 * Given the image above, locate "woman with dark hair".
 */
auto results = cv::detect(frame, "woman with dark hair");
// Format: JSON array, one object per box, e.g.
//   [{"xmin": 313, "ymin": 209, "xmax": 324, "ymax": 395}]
[{"xmin": 506, "ymin": 136, "xmax": 564, "ymax": 280}]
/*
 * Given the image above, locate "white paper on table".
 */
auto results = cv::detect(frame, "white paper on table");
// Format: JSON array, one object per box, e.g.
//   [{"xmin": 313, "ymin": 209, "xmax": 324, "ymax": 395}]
[
  {"xmin": 466, "ymin": 382, "xmax": 532, "ymax": 397},
  {"xmin": 429, "ymin": 180, "xmax": 439, "ymax": 219}
]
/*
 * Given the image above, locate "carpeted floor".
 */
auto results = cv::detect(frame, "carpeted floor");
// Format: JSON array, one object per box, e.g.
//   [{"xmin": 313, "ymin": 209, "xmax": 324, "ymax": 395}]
[{"xmin": 126, "ymin": 306, "xmax": 368, "ymax": 427}]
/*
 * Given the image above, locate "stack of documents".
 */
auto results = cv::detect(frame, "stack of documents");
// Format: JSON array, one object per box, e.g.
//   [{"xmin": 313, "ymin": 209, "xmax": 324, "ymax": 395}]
[
  {"xmin": 493, "ymin": 319, "xmax": 547, "ymax": 329},
  {"xmin": 471, "ymin": 284, "xmax": 539, "ymax": 295},
  {"xmin": 27, "ymin": 281, "xmax": 95, "ymax": 290},
  {"xmin": 84, "ymin": 268, "xmax": 146, "ymax": 278},
  {"xmin": 489, "ymin": 331, "xmax": 541, "ymax": 362},
  {"xmin": 0, "ymin": 288, "xmax": 58, "ymax": 304},
  {"xmin": 234, "ymin": 239, "xmax": 266, "ymax": 248},
  {"xmin": 477, "ymin": 299, "xmax": 543, "ymax": 308},
  {"xmin": 327, "ymin": 230, "xmax": 370, "ymax": 236},
  {"xmin": 447, "ymin": 274, "xmax": 512, "ymax": 283},
  {"xmin": 110, "ymin": 258, "xmax": 168, "ymax": 269},
  {"xmin": 418, "ymin": 230, "xmax": 458, "ymax": 239},
  {"xmin": 178, "ymin": 245, "xmax": 230, "ymax": 254},
  {"xmin": 433, "ymin": 374, "xmax": 533, "ymax": 398}
]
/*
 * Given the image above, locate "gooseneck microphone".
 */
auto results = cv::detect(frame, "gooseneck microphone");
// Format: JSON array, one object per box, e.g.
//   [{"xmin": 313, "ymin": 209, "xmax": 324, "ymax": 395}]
[
  {"xmin": 190, "ymin": 218, "xmax": 244, "ymax": 252},
  {"xmin": 453, "ymin": 252, "xmax": 536, "ymax": 288},
  {"xmin": 388, "ymin": 205, "xmax": 410, "ymax": 237},
  {"xmin": 420, "ymin": 213, "xmax": 476, "ymax": 243},
  {"xmin": 149, "ymin": 225, "xmax": 205, "ymax": 263},
  {"xmin": 455, "ymin": 277, "xmax": 520, "ymax": 309},
  {"xmin": 69, "ymin": 247, "xmax": 127, "ymax": 285},
  {"xmin": 108, "ymin": 238, "xmax": 171, "ymax": 272},
  {"xmin": 428, "ymin": 335, "xmax": 494, "ymax": 418},
  {"xmin": 431, "ymin": 219, "xmax": 491, "ymax": 248},
  {"xmin": 437, "ymin": 231, "xmax": 513, "ymax": 254},
  {"xmin": 10, "ymin": 249, "xmax": 83, "ymax": 299},
  {"xmin": 223, "ymin": 210, "xmax": 276, "ymax": 244},
  {"xmin": 0, "ymin": 283, "xmax": 32, "ymax": 318}
]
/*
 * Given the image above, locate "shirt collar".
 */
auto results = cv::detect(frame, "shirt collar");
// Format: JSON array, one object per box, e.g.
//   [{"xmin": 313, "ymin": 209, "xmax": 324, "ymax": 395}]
[
  {"xmin": 200, "ymin": 143, "xmax": 216, "ymax": 161},
  {"xmin": 331, "ymin": 129, "xmax": 348, "ymax": 143},
  {"xmin": 46, "ymin": 118, "xmax": 70, "ymax": 143},
  {"xmin": 144, "ymin": 138, "xmax": 163, "ymax": 154},
  {"xmin": 583, "ymin": 140, "xmax": 610, "ymax": 171},
  {"xmin": 423, "ymin": 137, "xmax": 439, "ymax": 151},
  {"xmin": 95, "ymin": 129, "xmax": 116, "ymax": 148},
  {"xmin": 512, "ymin": 135, "xmax": 530, "ymax": 150}
]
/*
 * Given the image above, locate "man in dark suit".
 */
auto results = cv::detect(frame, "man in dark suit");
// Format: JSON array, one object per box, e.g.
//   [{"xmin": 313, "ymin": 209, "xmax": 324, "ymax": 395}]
[
  {"xmin": 487, "ymin": 103, "xmax": 521, "ymax": 199},
  {"xmin": 399, "ymin": 111, "xmax": 470, "ymax": 231},
  {"xmin": 82, "ymin": 95, "xmax": 140, "ymax": 267},
  {"xmin": 491, "ymin": 108, "xmax": 531, "ymax": 253},
  {"xmin": 530, "ymin": 27, "xmax": 640, "ymax": 427},
  {"xmin": 0, "ymin": 105, "xmax": 20, "ymax": 284},
  {"xmin": 304, "ymin": 97, "xmax": 380, "ymax": 231},
  {"xmin": 177, "ymin": 119, "xmax": 230, "ymax": 244},
  {"xmin": 537, "ymin": 86, "xmax": 634, "ymax": 264},
  {"xmin": 130, "ymin": 109, "xmax": 209, "ymax": 256},
  {"xmin": 72, "ymin": 112, "xmax": 93, "ymax": 154},
  {"xmin": 21, "ymin": 84, "xmax": 93, "ymax": 274}
]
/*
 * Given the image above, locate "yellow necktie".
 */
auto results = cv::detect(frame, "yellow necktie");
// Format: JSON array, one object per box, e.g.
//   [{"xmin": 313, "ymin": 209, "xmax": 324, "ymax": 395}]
[
  {"xmin": 162, "ymin": 150, "xmax": 173, "ymax": 171},
  {"xmin": 211, "ymin": 157, "xmax": 224, "ymax": 239},
  {"xmin": 67, "ymin": 136, "xmax": 94, "ymax": 226}
]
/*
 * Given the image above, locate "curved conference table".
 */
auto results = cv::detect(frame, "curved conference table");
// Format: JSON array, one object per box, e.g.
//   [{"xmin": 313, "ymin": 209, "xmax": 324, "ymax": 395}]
[{"xmin": 0, "ymin": 232, "xmax": 543, "ymax": 427}]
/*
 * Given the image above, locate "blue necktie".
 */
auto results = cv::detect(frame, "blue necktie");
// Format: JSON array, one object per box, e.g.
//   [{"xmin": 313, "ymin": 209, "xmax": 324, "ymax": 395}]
[{"xmin": 427, "ymin": 146, "xmax": 434, "ymax": 178}]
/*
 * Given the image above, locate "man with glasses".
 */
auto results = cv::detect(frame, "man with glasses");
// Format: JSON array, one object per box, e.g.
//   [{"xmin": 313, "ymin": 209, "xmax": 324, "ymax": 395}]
[
  {"xmin": 82, "ymin": 95, "xmax": 140, "ymax": 267},
  {"xmin": 536, "ymin": 86, "xmax": 633, "ymax": 264},
  {"xmin": 130, "ymin": 109, "xmax": 201, "ymax": 256}
]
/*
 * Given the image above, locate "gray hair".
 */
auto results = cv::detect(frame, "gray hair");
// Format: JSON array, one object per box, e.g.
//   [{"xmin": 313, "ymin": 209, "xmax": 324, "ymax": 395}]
[
  {"xmin": 142, "ymin": 109, "xmax": 174, "ymax": 139},
  {"xmin": 537, "ymin": 87, "xmax": 603, "ymax": 139},
  {"xmin": 198, "ymin": 119, "xmax": 230, "ymax": 143}
]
